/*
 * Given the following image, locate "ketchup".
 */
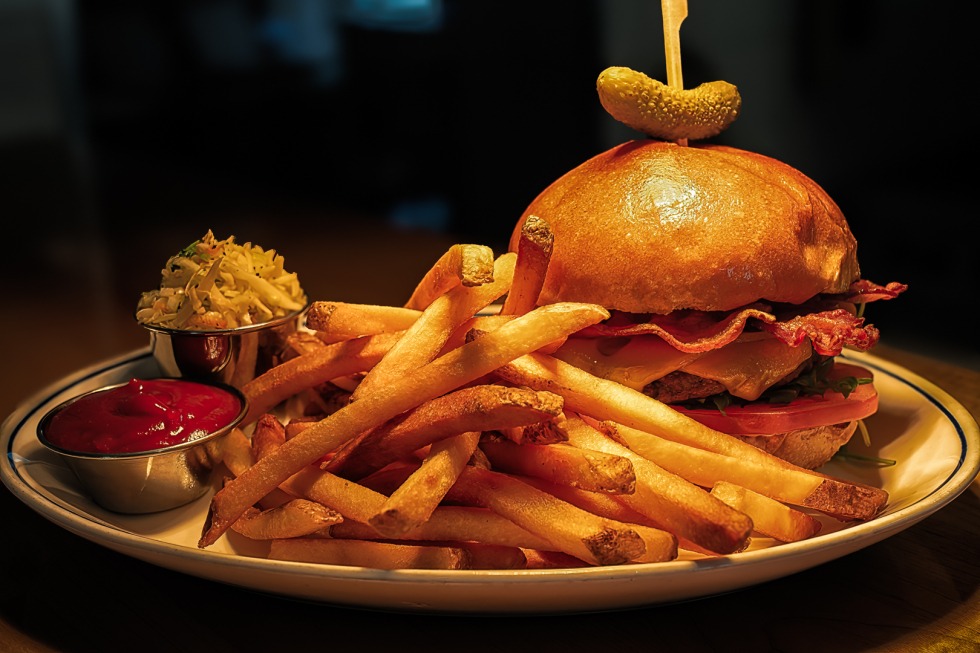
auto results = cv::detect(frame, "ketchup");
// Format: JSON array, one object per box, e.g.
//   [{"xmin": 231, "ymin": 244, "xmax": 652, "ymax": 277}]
[{"xmin": 43, "ymin": 378, "xmax": 243, "ymax": 454}]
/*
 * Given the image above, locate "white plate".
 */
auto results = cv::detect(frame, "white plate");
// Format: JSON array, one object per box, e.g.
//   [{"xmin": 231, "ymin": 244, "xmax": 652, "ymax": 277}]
[{"xmin": 2, "ymin": 348, "xmax": 978, "ymax": 614}]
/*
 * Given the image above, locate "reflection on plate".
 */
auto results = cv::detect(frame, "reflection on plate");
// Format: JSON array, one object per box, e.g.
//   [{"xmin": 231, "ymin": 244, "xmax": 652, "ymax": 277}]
[{"xmin": 2, "ymin": 348, "xmax": 978, "ymax": 614}]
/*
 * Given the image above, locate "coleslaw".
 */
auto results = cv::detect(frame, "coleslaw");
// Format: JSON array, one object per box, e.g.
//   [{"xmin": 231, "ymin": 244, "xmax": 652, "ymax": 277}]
[{"xmin": 135, "ymin": 230, "xmax": 308, "ymax": 330}]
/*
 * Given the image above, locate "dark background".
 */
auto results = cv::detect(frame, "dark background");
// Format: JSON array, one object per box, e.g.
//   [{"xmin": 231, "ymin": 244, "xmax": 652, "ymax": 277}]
[{"xmin": 2, "ymin": 0, "xmax": 977, "ymax": 368}]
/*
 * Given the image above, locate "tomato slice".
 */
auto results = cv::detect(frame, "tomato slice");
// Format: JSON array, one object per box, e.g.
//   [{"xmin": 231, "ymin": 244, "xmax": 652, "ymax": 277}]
[{"xmin": 672, "ymin": 363, "xmax": 878, "ymax": 435}]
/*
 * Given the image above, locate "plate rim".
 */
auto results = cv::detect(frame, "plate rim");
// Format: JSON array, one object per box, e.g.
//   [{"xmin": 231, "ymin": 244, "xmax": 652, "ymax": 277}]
[{"xmin": 3, "ymin": 347, "xmax": 978, "ymax": 612}]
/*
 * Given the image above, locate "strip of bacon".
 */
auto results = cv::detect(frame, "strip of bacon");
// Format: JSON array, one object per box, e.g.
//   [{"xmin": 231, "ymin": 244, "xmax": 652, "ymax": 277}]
[
  {"xmin": 833, "ymin": 280, "xmax": 908, "ymax": 304},
  {"xmin": 761, "ymin": 309, "xmax": 879, "ymax": 356},
  {"xmin": 582, "ymin": 305, "xmax": 777, "ymax": 353},
  {"xmin": 577, "ymin": 278, "xmax": 905, "ymax": 357}
]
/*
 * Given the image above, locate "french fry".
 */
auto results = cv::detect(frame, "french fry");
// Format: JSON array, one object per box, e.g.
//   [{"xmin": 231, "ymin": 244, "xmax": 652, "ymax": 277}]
[
  {"xmin": 403, "ymin": 243, "xmax": 496, "ymax": 311},
  {"xmin": 228, "ymin": 413, "xmax": 294, "ymax": 510},
  {"xmin": 199, "ymin": 301, "xmax": 610, "ymax": 547},
  {"xmin": 561, "ymin": 413, "xmax": 753, "ymax": 555},
  {"xmin": 285, "ymin": 465, "xmax": 558, "ymax": 550},
  {"xmin": 519, "ymin": 474, "xmax": 723, "ymax": 558},
  {"xmin": 283, "ymin": 330, "xmax": 328, "ymax": 357},
  {"xmin": 350, "ymin": 252, "xmax": 516, "ymax": 401},
  {"xmin": 710, "ymin": 481, "xmax": 822, "ymax": 543},
  {"xmin": 479, "ymin": 436, "xmax": 636, "ymax": 494},
  {"xmin": 447, "ymin": 466, "xmax": 646, "ymax": 566},
  {"xmin": 594, "ymin": 421, "xmax": 884, "ymax": 522},
  {"xmin": 269, "ymin": 537, "xmax": 525, "ymax": 570},
  {"xmin": 354, "ymin": 459, "xmax": 434, "ymax": 494},
  {"xmin": 495, "ymin": 411, "xmax": 569, "ymax": 445},
  {"xmin": 305, "ymin": 302, "xmax": 421, "ymax": 343},
  {"xmin": 231, "ymin": 498, "xmax": 343, "ymax": 540},
  {"xmin": 284, "ymin": 416, "xmax": 318, "ymax": 439},
  {"xmin": 501, "ymin": 214, "xmax": 554, "ymax": 315},
  {"xmin": 251, "ymin": 413, "xmax": 286, "ymax": 461},
  {"xmin": 324, "ymin": 505, "xmax": 556, "ymax": 551},
  {"xmin": 241, "ymin": 330, "xmax": 402, "ymax": 423},
  {"xmin": 588, "ymin": 520, "xmax": 678, "ymax": 563},
  {"xmin": 445, "ymin": 542, "xmax": 527, "ymax": 570},
  {"xmin": 495, "ymin": 352, "xmax": 888, "ymax": 521},
  {"xmin": 465, "ymin": 324, "xmax": 567, "ymax": 359},
  {"xmin": 599, "ymin": 420, "xmax": 833, "ymax": 511},
  {"xmin": 282, "ymin": 466, "xmax": 388, "ymax": 523},
  {"xmin": 369, "ymin": 431, "xmax": 481, "ymax": 537},
  {"xmin": 325, "ymin": 384, "xmax": 564, "ymax": 480},
  {"xmin": 221, "ymin": 427, "xmax": 253, "ymax": 477},
  {"xmin": 441, "ymin": 314, "xmax": 515, "ymax": 352}
]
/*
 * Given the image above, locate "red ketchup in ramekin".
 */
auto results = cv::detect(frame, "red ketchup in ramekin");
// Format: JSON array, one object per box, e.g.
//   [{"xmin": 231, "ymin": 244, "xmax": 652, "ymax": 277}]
[{"xmin": 43, "ymin": 378, "xmax": 243, "ymax": 454}]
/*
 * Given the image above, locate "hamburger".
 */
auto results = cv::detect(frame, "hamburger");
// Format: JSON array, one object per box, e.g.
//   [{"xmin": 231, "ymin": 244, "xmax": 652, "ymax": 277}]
[{"xmin": 509, "ymin": 139, "xmax": 906, "ymax": 469}]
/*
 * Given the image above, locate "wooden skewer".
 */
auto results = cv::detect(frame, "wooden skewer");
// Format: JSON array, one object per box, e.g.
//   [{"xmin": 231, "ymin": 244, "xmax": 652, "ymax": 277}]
[{"xmin": 661, "ymin": 0, "xmax": 689, "ymax": 146}]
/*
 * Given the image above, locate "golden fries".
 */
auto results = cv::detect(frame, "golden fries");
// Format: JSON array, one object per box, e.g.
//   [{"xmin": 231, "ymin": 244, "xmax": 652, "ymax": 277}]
[
  {"xmin": 286, "ymin": 466, "xmax": 557, "ymax": 551},
  {"xmin": 515, "ymin": 476, "xmax": 684, "ymax": 561},
  {"xmin": 495, "ymin": 352, "xmax": 888, "ymax": 521},
  {"xmin": 325, "ymin": 384, "xmax": 563, "ymax": 480},
  {"xmin": 222, "ymin": 413, "xmax": 294, "ymax": 510},
  {"xmin": 479, "ymin": 436, "xmax": 636, "ymax": 494},
  {"xmin": 194, "ymin": 237, "xmax": 890, "ymax": 571},
  {"xmin": 495, "ymin": 411, "xmax": 569, "ymax": 445},
  {"xmin": 305, "ymin": 302, "xmax": 421, "ymax": 343},
  {"xmin": 600, "ymin": 420, "xmax": 874, "ymax": 521},
  {"xmin": 269, "ymin": 537, "xmax": 526, "ymax": 570},
  {"xmin": 710, "ymin": 481, "xmax": 822, "ymax": 543},
  {"xmin": 250, "ymin": 413, "xmax": 286, "ymax": 462},
  {"xmin": 200, "ymin": 302, "xmax": 610, "ymax": 547},
  {"xmin": 351, "ymin": 252, "xmax": 516, "ymax": 400},
  {"xmin": 403, "ymin": 243, "xmax": 496, "ymax": 311},
  {"xmin": 278, "ymin": 443, "xmax": 650, "ymax": 566},
  {"xmin": 283, "ymin": 330, "xmax": 328, "ymax": 357},
  {"xmin": 242, "ymin": 331, "xmax": 402, "ymax": 423},
  {"xmin": 368, "ymin": 431, "xmax": 481, "ymax": 537},
  {"xmin": 324, "ymin": 505, "xmax": 556, "ymax": 551},
  {"xmin": 220, "ymin": 427, "xmax": 253, "ymax": 478},
  {"xmin": 560, "ymin": 413, "xmax": 752, "ymax": 554},
  {"xmin": 501, "ymin": 214, "xmax": 554, "ymax": 315},
  {"xmin": 447, "ymin": 466, "xmax": 646, "ymax": 565},
  {"xmin": 231, "ymin": 498, "xmax": 342, "ymax": 540},
  {"xmin": 281, "ymin": 466, "xmax": 388, "ymax": 523}
]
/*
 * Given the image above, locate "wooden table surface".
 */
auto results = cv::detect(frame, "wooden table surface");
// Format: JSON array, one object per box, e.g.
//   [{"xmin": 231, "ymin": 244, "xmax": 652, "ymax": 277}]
[{"xmin": 2, "ymin": 224, "xmax": 978, "ymax": 653}]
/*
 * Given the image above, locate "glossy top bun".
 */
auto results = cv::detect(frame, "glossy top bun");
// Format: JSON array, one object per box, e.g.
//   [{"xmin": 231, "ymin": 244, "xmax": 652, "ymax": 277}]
[{"xmin": 510, "ymin": 140, "xmax": 860, "ymax": 314}]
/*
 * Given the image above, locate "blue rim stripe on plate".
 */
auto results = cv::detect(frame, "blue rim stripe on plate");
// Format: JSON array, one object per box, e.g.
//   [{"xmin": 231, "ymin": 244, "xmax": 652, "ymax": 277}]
[
  {"xmin": 4, "ymin": 349, "xmax": 153, "ymax": 483},
  {"xmin": 842, "ymin": 352, "xmax": 969, "ymax": 482}
]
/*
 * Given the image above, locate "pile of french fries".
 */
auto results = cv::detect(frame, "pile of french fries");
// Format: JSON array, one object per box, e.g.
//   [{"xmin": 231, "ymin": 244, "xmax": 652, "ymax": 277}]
[{"xmin": 197, "ymin": 216, "xmax": 888, "ymax": 570}]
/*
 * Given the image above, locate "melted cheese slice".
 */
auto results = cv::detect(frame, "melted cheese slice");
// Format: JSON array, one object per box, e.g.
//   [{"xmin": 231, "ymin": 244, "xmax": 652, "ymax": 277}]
[
  {"xmin": 553, "ymin": 336, "xmax": 701, "ymax": 390},
  {"xmin": 552, "ymin": 332, "xmax": 812, "ymax": 400}
]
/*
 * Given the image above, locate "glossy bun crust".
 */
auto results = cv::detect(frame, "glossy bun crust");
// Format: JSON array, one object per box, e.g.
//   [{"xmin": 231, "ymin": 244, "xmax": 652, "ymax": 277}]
[{"xmin": 510, "ymin": 140, "xmax": 860, "ymax": 313}]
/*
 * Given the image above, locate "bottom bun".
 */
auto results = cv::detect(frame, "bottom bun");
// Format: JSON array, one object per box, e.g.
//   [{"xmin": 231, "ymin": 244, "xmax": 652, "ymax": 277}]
[{"xmin": 733, "ymin": 421, "xmax": 858, "ymax": 470}]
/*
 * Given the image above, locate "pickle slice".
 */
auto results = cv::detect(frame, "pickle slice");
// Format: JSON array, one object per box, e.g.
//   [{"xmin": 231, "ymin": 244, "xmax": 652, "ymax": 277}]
[{"xmin": 597, "ymin": 66, "xmax": 741, "ymax": 141}]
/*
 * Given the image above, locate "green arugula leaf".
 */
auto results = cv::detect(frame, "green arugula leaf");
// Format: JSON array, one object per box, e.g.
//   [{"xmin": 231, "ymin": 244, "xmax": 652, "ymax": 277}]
[
  {"xmin": 177, "ymin": 239, "xmax": 201, "ymax": 258},
  {"xmin": 679, "ymin": 358, "xmax": 872, "ymax": 411}
]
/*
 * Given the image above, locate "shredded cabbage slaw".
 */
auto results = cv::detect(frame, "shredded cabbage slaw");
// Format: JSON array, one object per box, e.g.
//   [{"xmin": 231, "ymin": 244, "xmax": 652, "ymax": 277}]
[{"xmin": 135, "ymin": 230, "xmax": 307, "ymax": 330}]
